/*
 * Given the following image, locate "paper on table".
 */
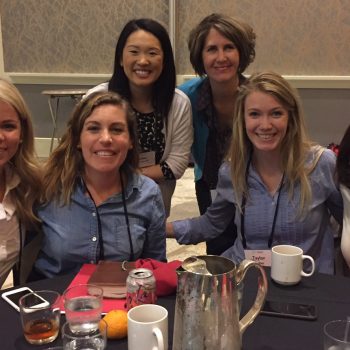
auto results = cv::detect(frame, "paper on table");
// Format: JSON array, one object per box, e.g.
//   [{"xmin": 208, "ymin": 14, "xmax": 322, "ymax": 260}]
[{"xmin": 87, "ymin": 260, "xmax": 136, "ymax": 299}]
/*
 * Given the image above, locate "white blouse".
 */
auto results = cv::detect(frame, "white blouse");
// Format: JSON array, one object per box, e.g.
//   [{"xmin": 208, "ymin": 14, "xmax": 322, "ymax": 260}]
[{"xmin": 0, "ymin": 166, "xmax": 20, "ymax": 287}]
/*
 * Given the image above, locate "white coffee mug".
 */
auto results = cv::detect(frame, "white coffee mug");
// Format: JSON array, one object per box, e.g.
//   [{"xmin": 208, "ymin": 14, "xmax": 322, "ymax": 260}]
[
  {"xmin": 271, "ymin": 245, "xmax": 315, "ymax": 285},
  {"xmin": 128, "ymin": 304, "xmax": 168, "ymax": 350}
]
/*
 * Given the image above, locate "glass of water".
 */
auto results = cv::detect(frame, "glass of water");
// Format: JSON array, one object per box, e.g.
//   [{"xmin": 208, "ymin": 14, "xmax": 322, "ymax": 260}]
[
  {"xmin": 324, "ymin": 319, "xmax": 350, "ymax": 350},
  {"xmin": 63, "ymin": 284, "xmax": 103, "ymax": 334},
  {"xmin": 62, "ymin": 319, "xmax": 107, "ymax": 350}
]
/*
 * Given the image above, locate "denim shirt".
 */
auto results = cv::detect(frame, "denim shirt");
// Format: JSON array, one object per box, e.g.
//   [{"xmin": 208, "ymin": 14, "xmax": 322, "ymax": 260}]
[
  {"xmin": 174, "ymin": 149, "xmax": 343, "ymax": 274},
  {"xmin": 35, "ymin": 173, "xmax": 166, "ymax": 278}
]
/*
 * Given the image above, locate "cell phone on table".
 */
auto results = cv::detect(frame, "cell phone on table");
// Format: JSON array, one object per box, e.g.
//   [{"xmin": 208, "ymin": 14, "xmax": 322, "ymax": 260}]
[
  {"xmin": 260, "ymin": 300, "xmax": 317, "ymax": 320},
  {"xmin": 1, "ymin": 287, "xmax": 49, "ymax": 312}
]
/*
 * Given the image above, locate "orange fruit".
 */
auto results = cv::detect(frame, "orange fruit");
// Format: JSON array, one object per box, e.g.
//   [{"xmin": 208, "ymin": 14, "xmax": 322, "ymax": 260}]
[{"xmin": 100, "ymin": 309, "xmax": 128, "ymax": 339}]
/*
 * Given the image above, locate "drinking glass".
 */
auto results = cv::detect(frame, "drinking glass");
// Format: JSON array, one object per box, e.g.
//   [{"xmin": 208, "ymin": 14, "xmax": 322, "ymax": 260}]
[
  {"xmin": 62, "ymin": 319, "xmax": 107, "ymax": 350},
  {"xmin": 324, "ymin": 319, "xmax": 350, "ymax": 350},
  {"xmin": 63, "ymin": 284, "xmax": 103, "ymax": 334},
  {"xmin": 19, "ymin": 290, "xmax": 61, "ymax": 345}
]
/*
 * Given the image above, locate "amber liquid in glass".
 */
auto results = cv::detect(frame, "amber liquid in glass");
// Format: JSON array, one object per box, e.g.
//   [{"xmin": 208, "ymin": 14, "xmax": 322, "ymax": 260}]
[{"xmin": 23, "ymin": 318, "xmax": 59, "ymax": 344}]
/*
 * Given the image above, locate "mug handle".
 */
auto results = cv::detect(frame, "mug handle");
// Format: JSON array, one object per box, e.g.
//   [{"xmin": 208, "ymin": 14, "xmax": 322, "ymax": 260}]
[
  {"xmin": 153, "ymin": 327, "xmax": 164, "ymax": 350},
  {"xmin": 301, "ymin": 255, "xmax": 315, "ymax": 277},
  {"xmin": 236, "ymin": 259, "xmax": 268, "ymax": 334}
]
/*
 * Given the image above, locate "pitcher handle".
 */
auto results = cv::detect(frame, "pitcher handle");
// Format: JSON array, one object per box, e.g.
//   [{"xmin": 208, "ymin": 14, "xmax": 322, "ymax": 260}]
[{"xmin": 236, "ymin": 259, "xmax": 268, "ymax": 334}]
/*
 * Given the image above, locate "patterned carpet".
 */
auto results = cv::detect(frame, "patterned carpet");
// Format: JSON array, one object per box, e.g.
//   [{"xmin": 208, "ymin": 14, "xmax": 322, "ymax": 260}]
[{"xmin": 166, "ymin": 167, "xmax": 206, "ymax": 261}]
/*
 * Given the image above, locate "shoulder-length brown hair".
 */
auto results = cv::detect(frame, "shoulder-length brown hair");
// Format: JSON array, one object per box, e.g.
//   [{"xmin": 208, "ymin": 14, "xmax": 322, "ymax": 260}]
[
  {"xmin": 0, "ymin": 78, "xmax": 42, "ymax": 230},
  {"xmin": 42, "ymin": 91, "xmax": 139, "ymax": 205},
  {"xmin": 229, "ymin": 72, "xmax": 313, "ymax": 212},
  {"xmin": 188, "ymin": 13, "xmax": 256, "ymax": 77}
]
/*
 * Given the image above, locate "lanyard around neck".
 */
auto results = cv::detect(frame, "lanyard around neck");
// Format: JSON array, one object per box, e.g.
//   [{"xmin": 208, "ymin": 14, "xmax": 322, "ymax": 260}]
[
  {"xmin": 83, "ymin": 171, "xmax": 135, "ymax": 262},
  {"xmin": 240, "ymin": 161, "xmax": 285, "ymax": 249}
]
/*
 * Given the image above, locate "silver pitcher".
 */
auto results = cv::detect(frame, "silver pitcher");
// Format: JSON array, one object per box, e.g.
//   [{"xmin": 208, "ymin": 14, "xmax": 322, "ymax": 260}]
[{"xmin": 172, "ymin": 255, "xmax": 268, "ymax": 350}]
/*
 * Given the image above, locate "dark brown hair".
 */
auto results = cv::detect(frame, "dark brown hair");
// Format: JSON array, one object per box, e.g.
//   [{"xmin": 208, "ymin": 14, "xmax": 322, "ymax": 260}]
[{"xmin": 337, "ymin": 125, "xmax": 350, "ymax": 188}]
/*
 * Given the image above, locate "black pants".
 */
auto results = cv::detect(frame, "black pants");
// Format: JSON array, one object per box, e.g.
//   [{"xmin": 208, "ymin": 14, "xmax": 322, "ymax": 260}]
[{"xmin": 195, "ymin": 179, "xmax": 237, "ymax": 255}]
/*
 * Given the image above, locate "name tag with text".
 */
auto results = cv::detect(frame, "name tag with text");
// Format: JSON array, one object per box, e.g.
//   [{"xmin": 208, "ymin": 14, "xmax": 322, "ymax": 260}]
[{"xmin": 244, "ymin": 250, "xmax": 271, "ymax": 266}]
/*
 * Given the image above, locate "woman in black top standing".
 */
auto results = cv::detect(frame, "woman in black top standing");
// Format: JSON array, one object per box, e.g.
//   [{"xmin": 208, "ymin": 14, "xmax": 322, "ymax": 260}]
[{"xmin": 86, "ymin": 18, "xmax": 193, "ymax": 217}]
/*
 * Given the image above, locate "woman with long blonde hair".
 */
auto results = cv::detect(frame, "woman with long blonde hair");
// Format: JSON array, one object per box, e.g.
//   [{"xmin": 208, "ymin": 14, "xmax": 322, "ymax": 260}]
[
  {"xmin": 168, "ymin": 72, "xmax": 343, "ymax": 274},
  {"xmin": 0, "ymin": 79, "xmax": 42, "ymax": 286}
]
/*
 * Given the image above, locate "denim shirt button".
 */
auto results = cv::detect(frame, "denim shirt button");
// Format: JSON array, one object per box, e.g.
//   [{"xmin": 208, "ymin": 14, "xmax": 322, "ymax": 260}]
[
  {"xmin": 92, "ymin": 212, "xmax": 96, "ymax": 217},
  {"xmin": 92, "ymin": 236, "xmax": 97, "ymax": 242}
]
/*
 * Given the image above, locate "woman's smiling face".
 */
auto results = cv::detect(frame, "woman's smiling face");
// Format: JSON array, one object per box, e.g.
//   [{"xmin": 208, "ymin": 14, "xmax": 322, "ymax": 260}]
[
  {"xmin": 0, "ymin": 100, "xmax": 21, "ymax": 171},
  {"xmin": 80, "ymin": 104, "xmax": 133, "ymax": 177},
  {"xmin": 202, "ymin": 28, "xmax": 240, "ymax": 85},
  {"xmin": 121, "ymin": 29, "xmax": 164, "ymax": 91},
  {"xmin": 244, "ymin": 91, "xmax": 289, "ymax": 156}
]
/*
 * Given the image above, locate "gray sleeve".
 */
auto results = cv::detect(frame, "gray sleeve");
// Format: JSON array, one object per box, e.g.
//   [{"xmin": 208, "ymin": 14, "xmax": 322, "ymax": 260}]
[{"xmin": 162, "ymin": 89, "xmax": 193, "ymax": 179}]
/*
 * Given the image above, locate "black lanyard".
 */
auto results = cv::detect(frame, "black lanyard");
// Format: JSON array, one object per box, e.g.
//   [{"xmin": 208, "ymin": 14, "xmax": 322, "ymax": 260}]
[
  {"xmin": 83, "ymin": 170, "xmax": 135, "ymax": 262},
  {"xmin": 240, "ymin": 162, "xmax": 285, "ymax": 249}
]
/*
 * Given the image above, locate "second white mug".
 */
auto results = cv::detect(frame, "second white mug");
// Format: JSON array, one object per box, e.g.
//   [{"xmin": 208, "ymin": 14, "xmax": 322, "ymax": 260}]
[
  {"xmin": 128, "ymin": 304, "xmax": 168, "ymax": 350},
  {"xmin": 271, "ymin": 245, "xmax": 315, "ymax": 285}
]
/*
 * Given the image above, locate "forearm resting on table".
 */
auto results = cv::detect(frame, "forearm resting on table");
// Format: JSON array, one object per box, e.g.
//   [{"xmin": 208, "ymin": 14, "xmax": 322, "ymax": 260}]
[{"xmin": 141, "ymin": 165, "xmax": 164, "ymax": 182}]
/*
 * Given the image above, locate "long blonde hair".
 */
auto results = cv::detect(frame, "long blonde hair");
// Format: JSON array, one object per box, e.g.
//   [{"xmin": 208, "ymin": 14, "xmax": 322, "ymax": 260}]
[
  {"xmin": 42, "ymin": 91, "xmax": 139, "ymax": 205},
  {"xmin": 0, "ymin": 79, "xmax": 42, "ymax": 230},
  {"xmin": 229, "ymin": 72, "xmax": 314, "ymax": 213}
]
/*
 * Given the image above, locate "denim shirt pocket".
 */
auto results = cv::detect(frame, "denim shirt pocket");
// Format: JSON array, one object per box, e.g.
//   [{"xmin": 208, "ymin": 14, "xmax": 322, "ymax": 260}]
[{"xmin": 105, "ymin": 223, "xmax": 147, "ymax": 260}]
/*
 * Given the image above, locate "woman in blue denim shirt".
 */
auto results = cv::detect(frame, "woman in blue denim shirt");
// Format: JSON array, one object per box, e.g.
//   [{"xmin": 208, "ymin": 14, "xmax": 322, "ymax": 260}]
[
  {"xmin": 33, "ymin": 91, "xmax": 166, "ymax": 278},
  {"xmin": 168, "ymin": 72, "xmax": 343, "ymax": 274}
]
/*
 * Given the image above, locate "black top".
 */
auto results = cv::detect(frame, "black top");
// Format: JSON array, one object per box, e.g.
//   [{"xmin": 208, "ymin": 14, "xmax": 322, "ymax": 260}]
[{"xmin": 135, "ymin": 109, "xmax": 174, "ymax": 180}]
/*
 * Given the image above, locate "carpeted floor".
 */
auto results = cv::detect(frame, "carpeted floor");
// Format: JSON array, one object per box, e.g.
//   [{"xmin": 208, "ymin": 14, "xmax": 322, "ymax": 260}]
[{"xmin": 166, "ymin": 167, "xmax": 206, "ymax": 261}]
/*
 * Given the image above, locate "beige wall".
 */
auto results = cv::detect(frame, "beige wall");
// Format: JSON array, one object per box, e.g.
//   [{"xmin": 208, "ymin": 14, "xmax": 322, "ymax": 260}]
[
  {"xmin": 1, "ymin": 0, "xmax": 350, "ymax": 76},
  {"xmin": 177, "ymin": 0, "xmax": 350, "ymax": 75},
  {"xmin": 1, "ymin": 0, "xmax": 349, "ymax": 148},
  {"xmin": 0, "ymin": 0, "xmax": 169, "ymax": 73},
  {"xmin": 176, "ymin": 0, "xmax": 350, "ymax": 75}
]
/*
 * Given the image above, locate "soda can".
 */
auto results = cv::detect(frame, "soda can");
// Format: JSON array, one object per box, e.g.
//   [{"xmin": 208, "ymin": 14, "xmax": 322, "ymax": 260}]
[{"xmin": 126, "ymin": 268, "xmax": 157, "ymax": 310}]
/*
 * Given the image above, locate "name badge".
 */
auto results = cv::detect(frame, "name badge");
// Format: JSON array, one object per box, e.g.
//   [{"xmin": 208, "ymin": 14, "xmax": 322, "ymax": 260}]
[
  {"xmin": 139, "ymin": 151, "xmax": 156, "ymax": 168},
  {"xmin": 244, "ymin": 250, "xmax": 271, "ymax": 266}
]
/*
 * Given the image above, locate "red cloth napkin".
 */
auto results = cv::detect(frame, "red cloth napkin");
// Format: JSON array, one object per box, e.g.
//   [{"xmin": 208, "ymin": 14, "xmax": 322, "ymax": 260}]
[{"xmin": 135, "ymin": 259, "xmax": 182, "ymax": 296}]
